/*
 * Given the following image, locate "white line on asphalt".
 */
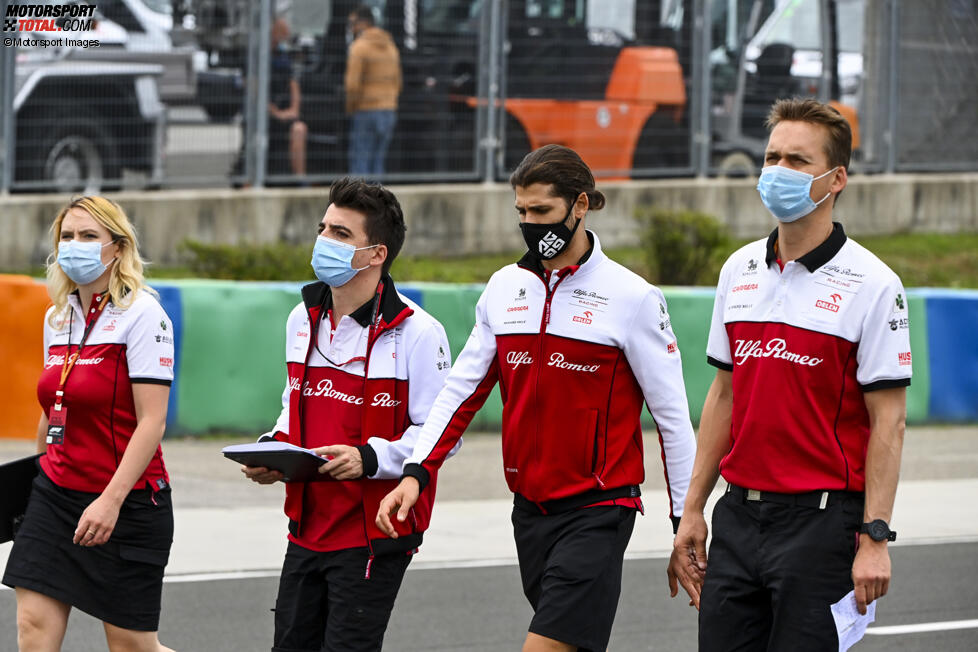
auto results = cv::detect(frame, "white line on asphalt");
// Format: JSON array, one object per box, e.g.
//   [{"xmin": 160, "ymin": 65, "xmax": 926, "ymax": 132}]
[
  {"xmin": 164, "ymin": 570, "xmax": 281, "ymax": 584},
  {"xmin": 867, "ymin": 619, "xmax": 978, "ymax": 635}
]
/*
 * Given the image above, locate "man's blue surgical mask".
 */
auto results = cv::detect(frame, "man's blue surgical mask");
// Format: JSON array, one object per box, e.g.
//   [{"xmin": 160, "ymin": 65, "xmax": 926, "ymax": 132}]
[
  {"xmin": 57, "ymin": 240, "xmax": 113, "ymax": 285},
  {"xmin": 757, "ymin": 165, "xmax": 839, "ymax": 223},
  {"xmin": 311, "ymin": 236, "xmax": 378, "ymax": 287}
]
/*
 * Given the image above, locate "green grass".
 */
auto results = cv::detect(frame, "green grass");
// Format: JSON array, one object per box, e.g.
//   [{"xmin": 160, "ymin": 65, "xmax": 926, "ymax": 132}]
[{"xmin": 853, "ymin": 233, "xmax": 978, "ymax": 289}]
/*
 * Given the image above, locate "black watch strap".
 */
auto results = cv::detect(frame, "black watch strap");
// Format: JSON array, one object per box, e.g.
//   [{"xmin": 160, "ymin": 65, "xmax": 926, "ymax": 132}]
[{"xmin": 860, "ymin": 519, "xmax": 897, "ymax": 542}]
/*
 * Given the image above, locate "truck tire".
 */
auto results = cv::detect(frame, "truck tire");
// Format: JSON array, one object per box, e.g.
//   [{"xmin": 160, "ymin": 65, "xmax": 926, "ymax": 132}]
[
  {"xmin": 33, "ymin": 116, "xmax": 121, "ymax": 192},
  {"xmin": 631, "ymin": 111, "xmax": 688, "ymax": 177},
  {"xmin": 499, "ymin": 113, "xmax": 531, "ymax": 180}
]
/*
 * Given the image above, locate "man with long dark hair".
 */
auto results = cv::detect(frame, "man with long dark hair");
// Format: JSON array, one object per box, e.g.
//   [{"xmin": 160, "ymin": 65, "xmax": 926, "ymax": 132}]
[{"xmin": 377, "ymin": 145, "xmax": 697, "ymax": 652}]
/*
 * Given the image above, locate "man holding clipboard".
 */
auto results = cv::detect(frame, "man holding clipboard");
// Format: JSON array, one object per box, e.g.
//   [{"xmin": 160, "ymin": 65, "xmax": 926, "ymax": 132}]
[{"xmin": 241, "ymin": 177, "xmax": 454, "ymax": 652}]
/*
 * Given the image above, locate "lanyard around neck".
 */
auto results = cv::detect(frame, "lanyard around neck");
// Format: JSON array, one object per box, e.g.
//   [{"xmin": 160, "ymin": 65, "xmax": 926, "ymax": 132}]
[{"xmin": 55, "ymin": 293, "xmax": 110, "ymax": 406}]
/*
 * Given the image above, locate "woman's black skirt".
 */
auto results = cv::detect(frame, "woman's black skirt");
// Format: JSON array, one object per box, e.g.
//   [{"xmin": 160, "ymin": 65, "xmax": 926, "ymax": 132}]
[{"xmin": 2, "ymin": 468, "xmax": 173, "ymax": 631}]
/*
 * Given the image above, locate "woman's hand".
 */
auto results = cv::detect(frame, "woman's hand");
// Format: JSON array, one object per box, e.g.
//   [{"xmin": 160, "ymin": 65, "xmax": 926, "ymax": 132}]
[{"xmin": 73, "ymin": 494, "xmax": 123, "ymax": 546}]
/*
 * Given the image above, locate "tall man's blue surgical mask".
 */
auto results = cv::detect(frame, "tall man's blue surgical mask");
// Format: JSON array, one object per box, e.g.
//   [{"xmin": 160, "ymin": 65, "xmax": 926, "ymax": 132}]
[
  {"xmin": 57, "ymin": 240, "xmax": 113, "ymax": 285},
  {"xmin": 311, "ymin": 236, "xmax": 378, "ymax": 287},
  {"xmin": 757, "ymin": 165, "xmax": 839, "ymax": 223}
]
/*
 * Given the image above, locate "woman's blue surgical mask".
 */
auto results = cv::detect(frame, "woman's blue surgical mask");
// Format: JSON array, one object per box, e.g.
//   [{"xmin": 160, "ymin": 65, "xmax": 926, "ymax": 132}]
[
  {"xmin": 57, "ymin": 240, "xmax": 113, "ymax": 285},
  {"xmin": 311, "ymin": 236, "xmax": 378, "ymax": 287},
  {"xmin": 757, "ymin": 165, "xmax": 839, "ymax": 223}
]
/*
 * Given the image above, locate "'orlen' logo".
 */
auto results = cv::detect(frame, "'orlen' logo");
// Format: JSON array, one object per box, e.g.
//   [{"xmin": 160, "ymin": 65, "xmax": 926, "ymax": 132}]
[
  {"xmin": 538, "ymin": 231, "xmax": 565, "ymax": 258},
  {"xmin": 506, "ymin": 351, "xmax": 533, "ymax": 370},
  {"xmin": 507, "ymin": 305, "xmax": 528, "ymax": 312},
  {"xmin": 159, "ymin": 357, "xmax": 174, "ymax": 368},
  {"xmin": 302, "ymin": 379, "xmax": 364, "ymax": 404},
  {"xmin": 733, "ymin": 339, "xmax": 823, "ymax": 367},
  {"xmin": 898, "ymin": 351, "xmax": 912, "ymax": 366},
  {"xmin": 572, "ymin": 310, "xmax": 593, "ymax": 325},
  {"xmin": 371, "ymin": 392, "xmax": 402, "ymax": 407},
  {"xmin": 547, "ymin": 352, "xmax": 600, "ymax": 373}
]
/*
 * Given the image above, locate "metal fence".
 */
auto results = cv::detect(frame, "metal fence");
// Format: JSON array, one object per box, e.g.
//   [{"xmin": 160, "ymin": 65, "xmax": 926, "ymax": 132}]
[{"xmin": 0, "ymin": 0, "xmax": 975, "ymax": 194}]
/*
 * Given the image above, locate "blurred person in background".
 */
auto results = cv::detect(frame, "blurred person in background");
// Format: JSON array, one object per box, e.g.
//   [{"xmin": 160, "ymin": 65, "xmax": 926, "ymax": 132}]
[
  {"xmin": 377, "ymin": 145, "xmax": 697, "ymax": 652},
  {"xmin": 270, "ymin": 16, "xmax": 309, "ymax": 178},
  {"xmin": 242, "ymin": 177, "xmax": 454, "ymax": 652},
  {"xmin": 2, "ymin": 196, "xmax": 176, "ymax": 652},
  {"xmin": 345, "ymin": 5, "xmax": 401, "ymax": 177}
]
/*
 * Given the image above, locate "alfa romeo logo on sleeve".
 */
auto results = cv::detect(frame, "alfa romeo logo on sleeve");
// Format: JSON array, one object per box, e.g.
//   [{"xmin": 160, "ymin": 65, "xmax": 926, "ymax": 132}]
[{"xmin": 539, "ymin": 231, "xmax": 564, "ymax": 258}]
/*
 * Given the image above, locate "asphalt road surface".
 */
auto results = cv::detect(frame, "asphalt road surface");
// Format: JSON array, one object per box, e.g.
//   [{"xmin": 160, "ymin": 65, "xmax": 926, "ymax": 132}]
[{"xmin": 2, "ymin": 542, "xmax": 976, "ymax": 651}]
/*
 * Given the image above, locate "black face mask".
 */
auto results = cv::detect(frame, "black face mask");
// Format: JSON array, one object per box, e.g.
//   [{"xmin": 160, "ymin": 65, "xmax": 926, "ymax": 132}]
[{"xmin": 519, "ymin": 204, "xmax": 581, "ymax": 260}]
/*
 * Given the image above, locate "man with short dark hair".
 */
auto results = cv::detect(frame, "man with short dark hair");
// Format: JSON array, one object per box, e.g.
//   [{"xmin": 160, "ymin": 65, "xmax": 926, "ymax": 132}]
[
  {"xmin": 242, "ymin": 177, "xmax": 453, "ymax": 652},
  {"xmin": 345, "ymin": 5, "xmax": 401, "ymax": 177},
  {"xmin": 377, "ymin": 145, "xmax": 697, "ymax": 652},
  {"xmin": 670, "ymin": 98, "xmax": 911, "ymax": 651}
]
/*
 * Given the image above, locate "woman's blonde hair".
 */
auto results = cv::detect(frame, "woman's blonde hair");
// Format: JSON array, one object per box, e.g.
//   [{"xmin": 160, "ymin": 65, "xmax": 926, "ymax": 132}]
[{"xmin": 47, "ymin": 196, "xmax": 151, "ymax": 326}]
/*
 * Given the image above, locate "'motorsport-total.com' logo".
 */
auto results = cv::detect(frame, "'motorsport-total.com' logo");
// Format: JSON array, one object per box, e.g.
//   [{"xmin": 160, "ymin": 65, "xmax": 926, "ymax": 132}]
[{"xmin": 4, "ymin": 3, "xmax": 96, "ymax": 32}]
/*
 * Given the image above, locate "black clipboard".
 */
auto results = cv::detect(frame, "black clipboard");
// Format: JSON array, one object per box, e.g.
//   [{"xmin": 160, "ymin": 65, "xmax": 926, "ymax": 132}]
[
  {"xmin": 0, "ymin": 453, "xmax": 43, "ymax": 544},
  {"xmin": 222, "ymin": 442, "xmax": 331, "ymax": 482}
]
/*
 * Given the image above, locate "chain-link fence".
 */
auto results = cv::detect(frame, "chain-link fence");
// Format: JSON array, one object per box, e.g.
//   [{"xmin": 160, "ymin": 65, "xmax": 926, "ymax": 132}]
[{"xmin": 0, "ymin": 0, "xmax": 975, "ymax": 193}]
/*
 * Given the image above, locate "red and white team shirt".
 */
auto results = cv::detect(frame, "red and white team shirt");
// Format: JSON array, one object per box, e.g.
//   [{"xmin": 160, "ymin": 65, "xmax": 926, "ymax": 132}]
[
  {"xmin": 707, "ymin": 223, "xmax": 912, "ymax": 493},
  {"xmin": 37, "ymin": 290, "xmax": 174, "ymax": 494},
  {"xmin": 404, "ymin": 232, "xmax": 696, "ymax": 525},
  {"xmin": 265, "ymin": 279, "xmax": 453, "ymax": 553}
]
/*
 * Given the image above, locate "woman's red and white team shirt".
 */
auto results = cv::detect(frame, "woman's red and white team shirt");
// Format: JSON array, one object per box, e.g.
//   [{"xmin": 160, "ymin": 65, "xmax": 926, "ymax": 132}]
[
  {"xmin": 707, "ymin": 224, "xmax": 912, "ymax": 494},
  {"xmin": 37, "ymin": 290, "xmax": 174, "ymax": 494}
]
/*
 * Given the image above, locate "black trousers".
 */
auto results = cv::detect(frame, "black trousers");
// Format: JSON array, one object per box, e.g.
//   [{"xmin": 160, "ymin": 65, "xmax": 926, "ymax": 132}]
[
  {"xmin": 272, "ymin": 542, "xmax": 411, "ymax": 652},
  {"xmin": 699, "ymin": 489, "xmax": 864, "ymax": 652}
]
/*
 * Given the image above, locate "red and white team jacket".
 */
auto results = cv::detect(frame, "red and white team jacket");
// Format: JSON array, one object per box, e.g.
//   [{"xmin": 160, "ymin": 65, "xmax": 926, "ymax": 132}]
[
  {"xmin": 402, "ymin": 232, "xmax": 696, "ymax": 527},
  {"xmin": 37, "ymin": 290, "xmax": 174, "ymax": 494},
  {"xmin": 266, "ymin": 277, "xmax": 453, "ymax": 555},
  {"xmin": 707, "ymin": 223, "xmax": 912, "ymax": 493}
]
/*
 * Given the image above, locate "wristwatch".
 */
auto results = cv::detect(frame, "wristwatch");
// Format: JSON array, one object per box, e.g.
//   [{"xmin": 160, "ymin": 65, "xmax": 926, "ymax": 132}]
[{"xmin": 860, "ymin": 519, "xmax": 897, "ymax": 542}]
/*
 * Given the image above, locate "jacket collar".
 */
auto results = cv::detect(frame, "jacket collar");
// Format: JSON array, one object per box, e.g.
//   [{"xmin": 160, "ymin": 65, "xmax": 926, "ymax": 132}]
[
  {"xmin": 517, "ymin": 230, "xmax": 604, "ymax": 278},
  {"xmin": 765, "ymin": 222, "xmax": 847, "ymax": 273},
  {"xmin": 301, "ymin": 274, "xmax": 412, "ymax": 331}
]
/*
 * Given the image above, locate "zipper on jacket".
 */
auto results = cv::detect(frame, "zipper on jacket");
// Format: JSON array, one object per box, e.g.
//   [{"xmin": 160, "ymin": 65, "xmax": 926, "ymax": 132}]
[
  {"xmin": 358, "ymin": 283, "xmax": 386, "ymax": 580},
  {"xmin": 531, "ymin": 268, "xmax": 573, "ymax": 471}
]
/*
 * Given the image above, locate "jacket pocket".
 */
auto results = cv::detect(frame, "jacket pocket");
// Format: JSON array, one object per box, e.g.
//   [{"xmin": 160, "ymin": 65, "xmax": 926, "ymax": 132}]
[
  {"xmin": 118, "ymin": 544, "xmax": 170, "ymax": 568},
  {"xmin": 582, "ymin": 408, "xmax": 599, "ymax": 477}
]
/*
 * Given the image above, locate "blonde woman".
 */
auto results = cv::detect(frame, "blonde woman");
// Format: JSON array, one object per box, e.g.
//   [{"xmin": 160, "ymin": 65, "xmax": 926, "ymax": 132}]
[{"xmin": 2, "ymin": 197, "xmax": 176, "ymax": 652}]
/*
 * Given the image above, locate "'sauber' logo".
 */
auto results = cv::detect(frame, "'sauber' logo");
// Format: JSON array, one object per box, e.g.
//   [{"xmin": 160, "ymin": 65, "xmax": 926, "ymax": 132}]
[{"xmin": 5, "ymin": 4, "xmax": 96, "ymax": 32}]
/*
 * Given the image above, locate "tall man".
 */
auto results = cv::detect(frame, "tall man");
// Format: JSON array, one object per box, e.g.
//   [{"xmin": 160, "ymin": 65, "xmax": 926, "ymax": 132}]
[
  {"xmin": 345, "ymin": 5, "xmax": 401, "ymax": 177},
  {"xmin": 670, "ymin": 98, "xmax": 911, "ymax": 651},
  {"xmin": 378, "ymin": 145, "xmax": 697, "ymax": 652},
  {"xmin": 242, "ymin": 177, "xmax": 453, "ymax": 652}
]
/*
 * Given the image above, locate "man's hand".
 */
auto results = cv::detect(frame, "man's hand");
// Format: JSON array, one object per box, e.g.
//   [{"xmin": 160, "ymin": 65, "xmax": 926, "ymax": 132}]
[
  {"xmin": 314, "ymin": 445, "xmax": 363, "ymax": 480},
  {"xmin": 852, "ymin": 537, "xmax": 891, "ymax": 615},
  {"xmin": 375, "ymin": 477, "xmax": 420, "ymax": 538},
  {"xmin": 242, "ymin": 465, "xmax": 284, "ymax": 484},
  {"xmin": 668, "ymin": 511, "xmax": 709, "ymax": 609}
]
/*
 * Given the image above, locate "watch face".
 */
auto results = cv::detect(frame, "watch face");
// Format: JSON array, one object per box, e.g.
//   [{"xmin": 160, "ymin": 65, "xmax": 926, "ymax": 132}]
[{"xmin": 869, "ymin": 520, "xmax": 889, "ymax": 540}]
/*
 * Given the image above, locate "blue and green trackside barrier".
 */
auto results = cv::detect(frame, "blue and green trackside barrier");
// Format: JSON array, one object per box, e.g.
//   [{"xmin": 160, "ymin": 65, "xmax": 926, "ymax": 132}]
[
  {"xmin": 150, "ymin": 281, "xmax": 973, "ymax": 435},
  {"xmin": 2, "ymin": 276, "xmax": 974, "ymax": 438}
]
